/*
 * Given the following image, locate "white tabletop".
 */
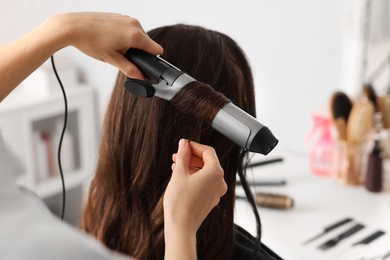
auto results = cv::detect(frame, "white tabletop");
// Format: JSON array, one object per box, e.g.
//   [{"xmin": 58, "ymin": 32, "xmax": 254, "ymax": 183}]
[{"xmin": 234, "ymin": 146, "xmax": 390, "ymax": 260}]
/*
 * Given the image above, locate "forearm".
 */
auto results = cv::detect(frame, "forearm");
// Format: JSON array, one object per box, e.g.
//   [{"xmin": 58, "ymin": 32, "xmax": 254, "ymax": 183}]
[
  {"xmin": 164, "ymin": 140, "xmax": 227, "ymax": 259},
  {"xmin": 0, "ymin": 15, "xmax": 71, "ymax": 102},
  {"xmin": 164, "ymin": 223, "xmax": 197, "ymax": 260},
  {"xmin": 0, "ymin": 12, "xmax": 163, "ymax": 102}
]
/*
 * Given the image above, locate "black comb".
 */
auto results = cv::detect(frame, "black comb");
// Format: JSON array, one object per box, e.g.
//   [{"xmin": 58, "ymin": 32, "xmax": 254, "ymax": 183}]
[
  {"xmin": 302, "ymin": 217, "xmax": 353, "ymax": 245},
  {"xmin": 318, "ymin": 223, "xmax": 365, "ymax": 250}
]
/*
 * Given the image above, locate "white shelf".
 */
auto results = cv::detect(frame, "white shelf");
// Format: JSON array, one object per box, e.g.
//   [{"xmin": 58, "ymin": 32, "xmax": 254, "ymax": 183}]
[
  {"xmin": 17, "ymin": 170, "xmax": 92, "ymax": 198},
  {"xmin": 0, "ymin": 84, "xmax": 92, "ymax": 114},
  {"xmin": 0, "ymin": 85, "xmax": 98, "ymax": 200}
]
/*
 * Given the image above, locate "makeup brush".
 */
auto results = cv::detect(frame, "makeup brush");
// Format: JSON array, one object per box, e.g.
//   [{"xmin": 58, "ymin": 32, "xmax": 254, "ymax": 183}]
[
  {"xmin": 330, "ymin": 91, "xmax": 353, "ymax": 141},
  {"xmin": 363, "ymin": 83, "xmax": 378, "ymax": 111},
  {"xmin": 347, "ymin": 101, "xmax": 374, "ymax": 144},
  {"xmin": 378, "ymin": 95, "xmax": 390, "ymax": 129},
  {"xmin": 363, "ymin": 83, "xmax": 384, "ymax": 132}
]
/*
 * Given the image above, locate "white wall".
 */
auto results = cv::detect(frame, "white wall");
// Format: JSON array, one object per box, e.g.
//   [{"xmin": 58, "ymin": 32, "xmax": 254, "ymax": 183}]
[{"xmin": 0, "ymin": 0, "xmax": 346, "ymax": 153}]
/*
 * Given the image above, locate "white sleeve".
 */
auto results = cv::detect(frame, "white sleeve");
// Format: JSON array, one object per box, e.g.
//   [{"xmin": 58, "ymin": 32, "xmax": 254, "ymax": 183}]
[
  {"xmin": 0, "ymin": 131, "xmax": 24, "ymax": 183},
  {"xmin": 0, "ymin": 185, "xmax": 134, "ymax": 260}
]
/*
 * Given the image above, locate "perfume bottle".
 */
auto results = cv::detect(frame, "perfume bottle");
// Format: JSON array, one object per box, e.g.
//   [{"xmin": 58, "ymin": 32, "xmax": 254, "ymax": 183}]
[{"xmin": 309, "ymin": 114, "xmax": 335, "ymax": 178}]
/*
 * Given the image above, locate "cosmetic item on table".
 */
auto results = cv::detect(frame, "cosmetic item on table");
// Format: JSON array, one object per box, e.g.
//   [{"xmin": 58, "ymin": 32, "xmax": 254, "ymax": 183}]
[
  {"xmin": 364, "ymin": 84, "xmax": 384, "ymax": 192},
  {"xmin": 302, "ymin": 217, "xmax": 353, "ymax": 245},
  {"xmin": 337, "ymin": 230, "xmax": 386, "ymax": 258},
  {"xmin": 236, "ymin": 192, "xmax": 293, "ymax": 210},
  {"xmin": 318, "ymin": 223, "xmax": 365, "ymax": 250},
  {"xmin": 377, "ymin": 94, "xmax": 390, "ymax": 165},
  {"xmin": 384, "ymin": 130, "xmax": 390, "ymax": 160},
  {"xmin": 365, "ymin": 139, "xmax": 383, "ymax": 192},
  {"xmin": 335, "ymin": 100, "xmax": 374, "ymax": 185},
  {"xmin": 377, "ymin": 94, "xmax": 390, "ymax": 129},
  {"xmin": 334, "ymin": 140, "xmax": 368, "ymax": 185},
  {"xmin": 352, "ymin": 230, "xmax": 385, "ymax": 246},
  {"xmin": 363, "ymin": 84, "xmax": 379, "ymax": 111},
  {"xmin": 330, "ymin": 91, "xmax": 353, "ymax": 141},
  {"xmin": 245, "ymin": 157, "xmax": 284, "ymax": 168},
  {"xmin": 236, "ymin": 179, "xmax": 286, "ymax": 187},
  {"xmin": 347, "ymin": 101, "xmax": 374, "ymax": 145},
  {"xmin": 384, "ymin": 159, "xmax": 390, "ymax": 191},
  {"xmin": 254, "ymin": 192, "xmax": 293, "ymax": 210},
  {"xmin": 308, "ymin": 114, "xmax": 335, "ymax": 178}
]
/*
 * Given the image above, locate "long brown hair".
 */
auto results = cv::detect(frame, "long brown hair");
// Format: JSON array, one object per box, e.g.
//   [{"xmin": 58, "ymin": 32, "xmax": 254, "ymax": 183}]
[{"xmin": 81, "ymin": 24, "xmax": 256, "ymax": 260}]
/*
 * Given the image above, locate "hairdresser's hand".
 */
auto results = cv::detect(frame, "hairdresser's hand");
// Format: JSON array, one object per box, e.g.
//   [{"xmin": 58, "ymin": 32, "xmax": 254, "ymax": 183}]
[
  {"xmin": 0, "ymin": 12, "xmax": 163, "ymax": 101},
  {"xmin": 163, "ymin": 139, "xmax": 227, "ymax": 260},
  {"xmin": 52, "ymin": 12, "xmax": 163, "ymax": 79},
  {"xmin": 166, "ymin": 139, "xmax": 227, "ymax": 233}
]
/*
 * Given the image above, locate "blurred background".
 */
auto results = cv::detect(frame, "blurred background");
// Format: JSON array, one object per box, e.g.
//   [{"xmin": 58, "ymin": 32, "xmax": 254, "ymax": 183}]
[
  {"xmin": 0, "ymin": 0, "xmax": 349, "ymax": 150},
  {"xmin": 1, "ymin": 1, "xmax": 389, "ymax": 259},
  {"xmin": 1, "ymin": 0, "xmax": 388, "ymax": 151}
]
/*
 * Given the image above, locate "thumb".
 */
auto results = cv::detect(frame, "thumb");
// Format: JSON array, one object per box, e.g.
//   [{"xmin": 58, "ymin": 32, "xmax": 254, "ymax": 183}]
[{"xmin": 174, "ymin": 139, "xmax": 191, "ymax": 175}]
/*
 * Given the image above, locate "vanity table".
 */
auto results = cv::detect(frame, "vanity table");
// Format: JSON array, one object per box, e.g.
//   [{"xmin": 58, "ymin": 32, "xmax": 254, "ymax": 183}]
[{"xmin": 235, "ymin": 146, "xmax": 390, "ymax": 260}]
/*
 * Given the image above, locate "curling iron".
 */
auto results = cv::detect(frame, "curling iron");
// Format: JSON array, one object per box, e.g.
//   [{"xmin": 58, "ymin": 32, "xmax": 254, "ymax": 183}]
[{"xmin": 124, "ymin": 49, "xmax": 278, "ymax": 155}]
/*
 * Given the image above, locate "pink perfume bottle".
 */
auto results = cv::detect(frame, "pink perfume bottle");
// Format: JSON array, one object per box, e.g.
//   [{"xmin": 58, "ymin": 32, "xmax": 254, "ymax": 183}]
[{"xmin": 309, "ymin": 114, "xmax": 335, "ymax": 178}]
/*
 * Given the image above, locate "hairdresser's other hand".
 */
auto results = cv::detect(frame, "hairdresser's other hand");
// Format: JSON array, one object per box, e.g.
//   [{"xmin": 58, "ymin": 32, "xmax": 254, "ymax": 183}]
[
  {"xmin": 51, "ymin": 12, "xmax": 163, "ymax": 79},
  {"xmin": 163, "ymin": 140, "xmax": 227, "ymax": 260},
  {"xmin": 0, "ymin": 12, "xmax": 163, "ymax": 102}
]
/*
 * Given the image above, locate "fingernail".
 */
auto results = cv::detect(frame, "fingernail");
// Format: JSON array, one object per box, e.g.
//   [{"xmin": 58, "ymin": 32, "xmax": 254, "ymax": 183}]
[{"xmin": 179, "ymin": 139, "xmax": 186, "ymax": 151}]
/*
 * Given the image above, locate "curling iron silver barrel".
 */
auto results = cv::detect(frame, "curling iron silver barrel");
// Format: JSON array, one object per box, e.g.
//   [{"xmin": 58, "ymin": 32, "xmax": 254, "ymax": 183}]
[{"xmin": 124, "ymin": 49, "xmax": 278, "ymax": 155}]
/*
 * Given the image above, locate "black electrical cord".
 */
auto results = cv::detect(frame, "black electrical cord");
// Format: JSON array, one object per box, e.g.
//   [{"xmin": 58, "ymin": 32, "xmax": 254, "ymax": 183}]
[
  {"xmin": 237, "ymin": 149, "xmax": 262, "ymax": 258},
  {"xmin": 50, "ymin": 55, "xmax": 67, "ymax": 220}
]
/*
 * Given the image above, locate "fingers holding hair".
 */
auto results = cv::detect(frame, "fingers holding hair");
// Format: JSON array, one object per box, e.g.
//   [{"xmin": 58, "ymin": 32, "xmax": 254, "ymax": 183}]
[
  {"xmin": 187, "ymin": 141, "xmax": 223, "ymax": 174},
  {"xmin": 172, "ymin": 140, "xmax": 227, "ymax": 198},
  {"xmin": 164, "ymin": 140, "xmax": 227, "ymax": 236},
  {"xmin": 172, "ymin": 139, "xmax": 191, "ymax": 175},
  {"xmin": 172, "ymin": 153, "xmax": 204, "ymax": 169}
]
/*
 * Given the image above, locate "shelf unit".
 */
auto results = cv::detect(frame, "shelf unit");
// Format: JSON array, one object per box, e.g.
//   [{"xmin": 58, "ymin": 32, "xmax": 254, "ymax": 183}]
[{"xmin": 0, "ymin": 86, "xmax": 98, "ymax": 224}]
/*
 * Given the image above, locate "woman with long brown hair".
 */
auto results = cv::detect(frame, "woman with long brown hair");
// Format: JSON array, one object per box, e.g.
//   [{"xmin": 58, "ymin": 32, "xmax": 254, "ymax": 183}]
[
  {"xmin": 82, "ymin": 24, "xmax": 280, "ymax": 260},
  {"xmin": 1, "ymin": 12, "xmax": 227, "ymax": 260}
]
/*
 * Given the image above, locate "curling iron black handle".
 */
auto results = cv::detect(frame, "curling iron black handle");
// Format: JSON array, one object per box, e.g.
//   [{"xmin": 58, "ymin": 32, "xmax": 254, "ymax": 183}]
[
  {"xmin": 125, "ymin": 49, "xmax": 171, "ymax": 82},
  {"xmin": 124, "ymin": 78, "xmax": 155, "ymax": 97}
]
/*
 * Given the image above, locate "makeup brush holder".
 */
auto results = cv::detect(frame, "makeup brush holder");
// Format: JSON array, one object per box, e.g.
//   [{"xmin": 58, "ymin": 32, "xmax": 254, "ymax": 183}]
[
  {"xmin": 334, "ymin": 141, "xmax": 369, "ymax": 185},
  {"xmin": 384, "ymin": 129, "xmax": 390, "ymax": 159},
  {"xmin": 383, "ymin": 159, "xmax": 390, "ymax": 191}
]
